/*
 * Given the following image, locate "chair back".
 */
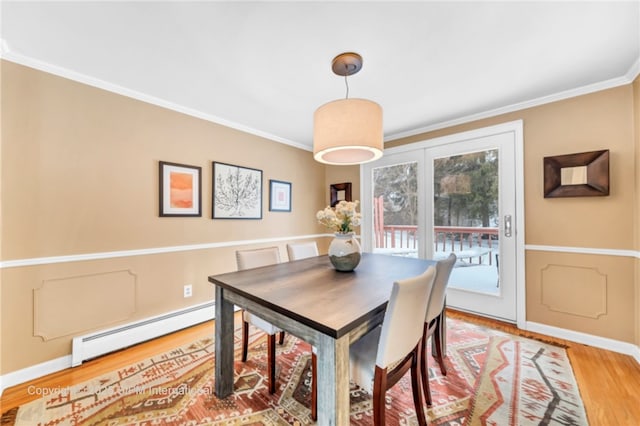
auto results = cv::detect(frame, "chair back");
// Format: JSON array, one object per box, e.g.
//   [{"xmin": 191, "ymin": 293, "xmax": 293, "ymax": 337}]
[
  {"xmin": 375, "ymin": 265, "xmax": 436, "ymax": 368},
  {"xmin": 287, "ymin": 242, "xmax": 319, "ymax": 261},
  {"xmin": 425, "ymin": 253, "xmax": 456, "ymax": 323},
  {"xmin": 236, "ymin": 247, "xmax": 281, "ymax": 271}
]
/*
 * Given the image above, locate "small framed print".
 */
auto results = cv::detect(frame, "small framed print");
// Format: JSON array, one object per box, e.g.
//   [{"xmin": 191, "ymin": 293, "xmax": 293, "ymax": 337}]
[
  {"xmin": 269, "ymin": 179, "xmax": 292, "ymax": 212},
  {"xmin": 213, "ymin": 162, "xmax": 263, "ymax": 219},
  {"xmin": 159, "ymin": 161, "xmax": 202, "ymax": 217}
]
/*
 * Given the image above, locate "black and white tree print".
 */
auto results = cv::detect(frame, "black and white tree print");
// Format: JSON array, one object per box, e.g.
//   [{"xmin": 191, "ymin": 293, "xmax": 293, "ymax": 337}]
[{"xmin": 214, "ymin": 164, "xmax": 261, "ymax": 218}]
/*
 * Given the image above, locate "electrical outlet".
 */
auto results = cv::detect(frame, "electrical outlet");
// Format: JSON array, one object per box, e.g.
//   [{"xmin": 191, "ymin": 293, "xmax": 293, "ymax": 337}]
[{"xmin": 183, "ymin": 284, "xmax": 193, "ymax": 298}]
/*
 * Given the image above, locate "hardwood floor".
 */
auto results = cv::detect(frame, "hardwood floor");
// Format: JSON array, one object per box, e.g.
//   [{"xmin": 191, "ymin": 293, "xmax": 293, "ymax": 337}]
[{"xmin": 2, "ymin": 310, "xmax": 640, "ymax": 424}]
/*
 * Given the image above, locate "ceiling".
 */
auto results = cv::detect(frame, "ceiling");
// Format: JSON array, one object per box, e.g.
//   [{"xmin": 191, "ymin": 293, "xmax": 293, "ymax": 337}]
[{"xmin": 1, "ymin": 1, "xmax": 639, "ymax": 151}]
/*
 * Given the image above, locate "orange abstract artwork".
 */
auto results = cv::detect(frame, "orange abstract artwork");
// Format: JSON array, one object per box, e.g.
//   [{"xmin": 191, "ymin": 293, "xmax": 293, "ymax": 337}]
[{"xmin": 170, "ymin": 172, "xmax": 194, "ymax": 208}]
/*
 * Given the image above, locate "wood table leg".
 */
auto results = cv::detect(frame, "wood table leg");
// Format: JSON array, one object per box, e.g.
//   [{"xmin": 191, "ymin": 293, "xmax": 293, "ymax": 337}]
[
  {"xmin": 316, "ymin": 333, "xmax": 350, "ymax": 426},
  {"xmin": 214, "ymin": 286, "xmax": 235, "ymax": 398}
]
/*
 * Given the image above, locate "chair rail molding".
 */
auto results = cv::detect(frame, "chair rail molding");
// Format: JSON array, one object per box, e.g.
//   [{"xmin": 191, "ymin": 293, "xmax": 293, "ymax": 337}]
[
  {"xmin": 0, "ymin": 234, "xmax": 332, "ymax": 269},
  {"xmin": 525, "ymin": 244, "xmax": 639, "ymax": 258}
]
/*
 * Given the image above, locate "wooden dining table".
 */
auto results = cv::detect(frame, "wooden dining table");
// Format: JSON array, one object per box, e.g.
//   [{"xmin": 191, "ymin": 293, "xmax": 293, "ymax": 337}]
[{"xmin": 208, "ymin": 252, "xmax": 436, "ymax": 426}]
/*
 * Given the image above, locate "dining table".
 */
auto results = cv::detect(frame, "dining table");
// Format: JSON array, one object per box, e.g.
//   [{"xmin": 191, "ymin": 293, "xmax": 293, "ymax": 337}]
[{"xmin": 208, "ymin": 252, "xmax": 436, "ymax": 426}]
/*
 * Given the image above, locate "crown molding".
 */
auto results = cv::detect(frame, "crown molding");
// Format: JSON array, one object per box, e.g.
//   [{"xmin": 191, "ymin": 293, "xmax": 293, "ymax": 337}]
[
  {"xmin": 2, "ymin": 39, "xmax": 637, "ymax": 153},
  {"xmin": 0, "ymin": 38, "xmax": 9, "ymax": 56},
  {"xmin": 385, "ymin": 57, "xmax": 640, "ymax": 142},
  {"xmin": 625, "ymin": 56, "xmax": 640, "ymax": 82},
  {"xmin": 0, "ymin": 46, "xmax": 311, "ymax": 152}
]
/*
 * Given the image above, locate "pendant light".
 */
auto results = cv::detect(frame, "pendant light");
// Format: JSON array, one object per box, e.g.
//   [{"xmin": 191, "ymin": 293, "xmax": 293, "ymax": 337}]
[{"xmin": 313, "ymin": 52, "xmax": 383, "ymax": 165}]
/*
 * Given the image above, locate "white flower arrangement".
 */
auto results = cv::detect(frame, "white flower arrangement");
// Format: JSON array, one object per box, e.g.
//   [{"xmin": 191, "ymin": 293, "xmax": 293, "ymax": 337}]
[{"xmin": 316, "ymin": 200, "xmax": 361, "ymax": 234}]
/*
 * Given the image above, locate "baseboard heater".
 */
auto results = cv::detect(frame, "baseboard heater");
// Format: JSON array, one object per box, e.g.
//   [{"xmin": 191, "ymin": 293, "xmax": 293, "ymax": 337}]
[{"xmin": 71, "ymin": 301, "xmax": 215, "ymax": 367}]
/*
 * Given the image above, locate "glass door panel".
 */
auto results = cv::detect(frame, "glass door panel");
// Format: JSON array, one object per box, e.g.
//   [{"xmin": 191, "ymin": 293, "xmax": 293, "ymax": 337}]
[
  {"xmin": 372, "ymin": 161, "xmax": 419, "ymax": 257},
  {"xmin": 433, "ymin": 150, "xmax": 500, "ymax": 295},
  {"xmin": 426, "ymin": 130, "xmax": 517, "ymax": 322}
]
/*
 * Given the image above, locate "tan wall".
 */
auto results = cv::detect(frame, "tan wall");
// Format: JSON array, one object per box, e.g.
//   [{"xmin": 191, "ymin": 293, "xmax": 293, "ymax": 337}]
[
  {"xmin": 0, "ymin": 61, "xmax": 4, "ymax": 384},
  {"xmin": 384, "ymin": 84, "xmax": 637, "ymax": 344},
  {"xmin": 634, "ymin": 75, "xmax": 640, "ymax": 346},
  {"xmin": 0, "ymin": 60, "xmax": 330, "ymax": 373}
]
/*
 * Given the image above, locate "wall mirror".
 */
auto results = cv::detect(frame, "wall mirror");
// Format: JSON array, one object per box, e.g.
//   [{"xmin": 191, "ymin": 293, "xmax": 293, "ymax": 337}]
[
  {"xmin": 543, "ymin": 149, "xmax": 609, "ymax": 198},
  {"xmin": 330, "ymin": 182, "xmax": 352, "ymax": 207}
]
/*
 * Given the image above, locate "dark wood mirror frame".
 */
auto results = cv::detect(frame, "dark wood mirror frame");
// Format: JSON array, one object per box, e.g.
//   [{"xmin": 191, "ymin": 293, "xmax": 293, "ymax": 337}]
[
  {"xmin": 330, "ymin": 182, "xmax": 352, "ymax": 207},
  {"xmin": 543, "ymin": 149, "xmax": 609, "ymax": 198}
]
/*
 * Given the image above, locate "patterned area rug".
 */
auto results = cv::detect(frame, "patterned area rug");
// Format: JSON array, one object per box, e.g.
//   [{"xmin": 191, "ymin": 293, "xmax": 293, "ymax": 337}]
[{"xmin": 2, "ymin": 319, "xmax": 588, "ymax": 425}]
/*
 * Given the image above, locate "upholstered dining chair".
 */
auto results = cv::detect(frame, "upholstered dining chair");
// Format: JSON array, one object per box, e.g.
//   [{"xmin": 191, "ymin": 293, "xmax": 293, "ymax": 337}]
[
  {"xmin": 286, "ymin": 241, "xmax": 319, "ymax": 420},
  {"xmin": 421, "ymin": 252, "xmax": 456, "ymax": 406},
  {"xmin": 236, "ymin": 246, "xmax": 285, "ymax": 394},
  {"xmin": 286, "ymin": 241, "xmax": 319, "ymax": 261},
  {"xmin": 349, "ymin": 265, "xmax": 437, "ymax": 426}
]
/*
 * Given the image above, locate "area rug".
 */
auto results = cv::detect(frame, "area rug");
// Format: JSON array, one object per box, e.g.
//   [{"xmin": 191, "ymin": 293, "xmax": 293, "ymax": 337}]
[{"xmin": 1, "ymin": 319, "xmax": 588, "ymax": 425}]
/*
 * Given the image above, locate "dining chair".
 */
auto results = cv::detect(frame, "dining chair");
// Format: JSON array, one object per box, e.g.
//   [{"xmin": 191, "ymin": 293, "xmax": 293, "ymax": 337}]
[
  {"xmin": 421, "ymin": 252, "xmax": 456, "ymax": 406},
  {"xmin": 286, "ymin": 241, "xmax": 319, "ymax": 261},
  {"xmin": 236, "ymin": 246, "xmax": 285, "ymax": 394},
  {"xmin": 286, "ymin": 241, "xmax": 319, "ymax": 420},
  {"xmin": 349, "ymin": 265, "xmax": 436, "ymax": 426}
]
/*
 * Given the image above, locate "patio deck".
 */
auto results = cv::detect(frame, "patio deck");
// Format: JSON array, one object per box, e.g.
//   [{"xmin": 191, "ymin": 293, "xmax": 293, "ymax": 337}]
[{"xmin": 373, "ymin": 246, "xmax": 500, "ymax": 295}]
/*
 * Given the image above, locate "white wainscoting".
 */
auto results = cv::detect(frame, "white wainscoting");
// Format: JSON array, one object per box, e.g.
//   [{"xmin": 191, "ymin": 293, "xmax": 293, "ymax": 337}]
[
  {"xmin": 0, "ymin": 234, "xmax": 329, "ymax": 395},
  {"xmin": 525, "ymin": 243, "xmax": 640, "ymax": 364}
]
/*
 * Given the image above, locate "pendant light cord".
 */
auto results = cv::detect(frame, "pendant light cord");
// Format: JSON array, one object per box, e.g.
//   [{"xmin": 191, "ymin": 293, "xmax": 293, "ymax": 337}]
[{"xmin": 344, "ymin": 66, "xmax": 350, "ymax": 99}]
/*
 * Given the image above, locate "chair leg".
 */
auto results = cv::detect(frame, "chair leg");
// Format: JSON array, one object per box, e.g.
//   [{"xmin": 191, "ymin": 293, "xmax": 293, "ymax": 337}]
[
  {"xmin": 267, "ymin": 333, "xmax": 276, "ymax": 394},
  {"xmin": 420, "ymin": 324, "xmax": 432, "ymax": 407},
  {"xmin": 372, "ymin": 366, "xmax": 388, "ymax": 426},
  {"xmin": 411, "ymin": 350, "xmax": 428, "ymax": 426},
  {"xmin": 311, "ymin": 352, "xmax": 317, "ymax": 421},
  {"xmin": 433, "ymin": 315, "xmax": 447, "ymax": 375},
  {"xmin": 241, "ymin": 320, "xmax": 249, "ymax": 362},
  {"xmin": 278, "ymin": 331, "xmax": 285, "ymax": 345}
]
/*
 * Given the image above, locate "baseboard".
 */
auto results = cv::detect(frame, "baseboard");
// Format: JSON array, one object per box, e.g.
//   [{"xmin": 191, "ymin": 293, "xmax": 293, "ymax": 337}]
[
  {"xmin": 526, "ymin": 321, "xmax": 640, "ymax": 364},
  {"xmin": 0, "ymin": 355, "xmax": 73, "ymax": 395},
  {"xmin": 0, "ymin": 302, "xmax": 222, "ymax": 396}
]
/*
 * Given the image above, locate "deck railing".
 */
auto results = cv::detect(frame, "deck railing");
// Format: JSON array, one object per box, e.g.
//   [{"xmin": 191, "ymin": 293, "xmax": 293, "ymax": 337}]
[{"xmin": 374, "ymin": 225, "xmax": 499, "ymax": 265}]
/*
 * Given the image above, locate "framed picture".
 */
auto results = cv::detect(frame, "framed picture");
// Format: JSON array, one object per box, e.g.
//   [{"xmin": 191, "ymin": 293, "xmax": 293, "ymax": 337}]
[
  {"xmin": 330, "ymin": 182, "xmax": 352, "ymax": 207},
  {"xmin": 213, "ymin": 162, "xmax": 262, "ymax": 219},
  {"xmin": 159, "ymin": 161, "xmax": 202, "ymax": 217},
  {"xmin": 269, "ymin": 179, "xmax": 292, "ymax": 212}
]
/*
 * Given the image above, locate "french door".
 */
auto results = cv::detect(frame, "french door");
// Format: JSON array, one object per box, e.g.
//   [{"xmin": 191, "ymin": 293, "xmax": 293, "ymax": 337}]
[{"xmin": 362, "ymin": 121, "xmax": 524, "ymax": 324}]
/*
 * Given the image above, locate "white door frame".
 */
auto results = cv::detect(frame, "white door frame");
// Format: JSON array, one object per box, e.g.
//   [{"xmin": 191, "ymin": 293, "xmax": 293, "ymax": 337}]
[{"xmin": 361, "ymin": 120, "xmax": 526, "ymax": 328}]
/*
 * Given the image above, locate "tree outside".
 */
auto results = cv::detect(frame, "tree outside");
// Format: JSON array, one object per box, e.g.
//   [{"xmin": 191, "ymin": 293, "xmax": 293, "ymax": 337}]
[
  {"xmin": 434, "ymin": 149, "xmax": 499, "ymax": 228},
  {"xmin": 372, "ymin": 150, "xmax": 498, "ymax": 229},
  {"xmin": 373, "ymin": 162, "xmax": 418, "ymax": 227}
]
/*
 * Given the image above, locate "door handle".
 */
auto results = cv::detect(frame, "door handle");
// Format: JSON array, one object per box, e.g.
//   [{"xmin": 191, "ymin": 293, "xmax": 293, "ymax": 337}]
[{"xmin": 504, "ymin": 215, "xmax": 512, "ymax": 237}]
